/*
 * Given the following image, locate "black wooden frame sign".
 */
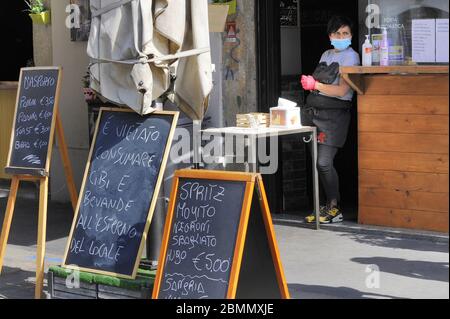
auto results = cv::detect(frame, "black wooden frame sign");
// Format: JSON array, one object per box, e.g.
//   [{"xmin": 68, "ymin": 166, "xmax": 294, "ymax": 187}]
[
  {"xmin": 62, "ymin": 108, "xmax": 179, "ymax": 279},
  {"xmin": 153, "ymin": 170, "xmax": 290, "ymax": 299}
]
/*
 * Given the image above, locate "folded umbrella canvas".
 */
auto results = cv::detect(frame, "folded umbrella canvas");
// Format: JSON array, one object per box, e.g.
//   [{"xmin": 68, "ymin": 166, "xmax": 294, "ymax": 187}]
[{"xmin": 87, "ymin": 0, "xmax": 213, "ymax": 119}]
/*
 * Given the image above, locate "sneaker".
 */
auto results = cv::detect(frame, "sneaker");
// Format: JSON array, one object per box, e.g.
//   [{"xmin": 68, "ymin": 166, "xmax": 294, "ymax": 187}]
[
  {"xmin": 319, "ymin": 207, "xmax": 344, "ymax": 224},
  {"xmin": 305, "ymin": 206, "xmax": 328, "ymax": 224}
]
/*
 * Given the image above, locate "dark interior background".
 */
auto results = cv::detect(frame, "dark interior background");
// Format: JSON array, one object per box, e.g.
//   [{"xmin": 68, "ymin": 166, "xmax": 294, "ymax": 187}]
[
  {"xmin": 300, "ymin": 0, "xmax": 360, "ymax": 217},
  {"xmin": 1, "ymin": 2, "xmax": 34, "ymax": 81}
]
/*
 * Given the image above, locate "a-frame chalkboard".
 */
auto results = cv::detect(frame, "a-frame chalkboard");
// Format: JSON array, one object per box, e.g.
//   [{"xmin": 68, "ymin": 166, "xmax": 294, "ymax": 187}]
[
  {"xmin": 153, "ymin": 170, "xmax": 290, "ymax": 299},
  {"xmin": 62, "ymin": 108, "xmax": 179, "ymax": 279}
]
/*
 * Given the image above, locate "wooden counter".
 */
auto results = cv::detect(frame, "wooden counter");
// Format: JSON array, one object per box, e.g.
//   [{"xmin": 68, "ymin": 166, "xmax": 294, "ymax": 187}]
[
  {"xmin": 341, "ymin": 66, "xmax": 449, "ymax": 233},
  {"xmin": 0, "ymin": 82, "xmax": 18, "ymax": 180}
]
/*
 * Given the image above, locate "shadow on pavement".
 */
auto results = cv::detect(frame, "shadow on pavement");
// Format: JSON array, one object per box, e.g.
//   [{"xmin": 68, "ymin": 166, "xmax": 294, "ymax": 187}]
[
  {"xmin": 352, "ymin": 257, "xmax": 449, "ymax": 283},
  {"xmin": 0, "ymin": 266, "xmax": 36, "ymax": 299},
  {"xmin": 288, "ymin": 283, "xmax": 403, "ymax": 299},
  {"xmin": 339, "ymin": 233, "xmax": 449, "ymax": 254},
  {"xmin": 0, "ymin": 197, "xmax": 73, "ymax": 247}
]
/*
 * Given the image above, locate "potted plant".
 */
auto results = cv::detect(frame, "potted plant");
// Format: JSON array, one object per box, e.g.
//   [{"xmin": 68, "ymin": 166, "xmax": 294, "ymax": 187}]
[
  {"xmin": 24, "ymin": 0, "xmax": 51, "ymax": 25},
  {"xmin": 211, "ymin": 0, "xmax": 237, "ymax": 15}
]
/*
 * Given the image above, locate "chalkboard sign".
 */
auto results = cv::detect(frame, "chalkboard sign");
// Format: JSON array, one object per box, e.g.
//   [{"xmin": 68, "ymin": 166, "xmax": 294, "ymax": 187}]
[
  {"xmin": 280, "ymin": 0, "xmax": 299, "ymax": 27},
  {"xmin": 5, "ymin": 67, "xmax": 62, "ymax": 177},
  {"xmin": 153, "ymin": 170, "xmax": 290, "ymax": 299},
  {"xmin": 63, "ymin": 108, "xmax": 179, "ymax": 278}
]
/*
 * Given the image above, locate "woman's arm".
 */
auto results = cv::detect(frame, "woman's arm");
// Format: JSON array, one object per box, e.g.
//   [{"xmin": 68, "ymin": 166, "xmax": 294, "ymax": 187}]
[{"xmin": 315, "ymin": 75, "xmax": 351, "ymax": 98}]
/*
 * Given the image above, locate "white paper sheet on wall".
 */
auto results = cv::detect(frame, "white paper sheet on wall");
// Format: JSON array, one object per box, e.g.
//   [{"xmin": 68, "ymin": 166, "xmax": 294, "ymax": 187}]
[
  {"xmin": 412, "ymin": 19, "xmax": 436, "ymax": 63},
  {"xmin": 436, "ymin": 19, "xmax": 449, "ymax": 63}
]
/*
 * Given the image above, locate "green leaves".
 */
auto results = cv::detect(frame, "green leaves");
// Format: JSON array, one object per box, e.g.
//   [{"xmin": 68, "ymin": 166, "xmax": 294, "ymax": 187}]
[{"xmin": 24, "ymin": 0, "xmax": 46, "ymax": 14}]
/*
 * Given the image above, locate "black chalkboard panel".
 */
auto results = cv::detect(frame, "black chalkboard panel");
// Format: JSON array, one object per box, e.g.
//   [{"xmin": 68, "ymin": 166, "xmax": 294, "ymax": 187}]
[
  {"xmin": 63, "ymin": 109, "xmax": 178, "ymax": 278},
  {"xmin": 5, "ymin": 67, "xmax": 61, "ymax": 176},
  {"xmin": 157, "ymin": 178, "xmax": 247, "ymax": 299},
  {"xmin": 280, "ymin": 0, "xmax": 299, "ymax": 27}
]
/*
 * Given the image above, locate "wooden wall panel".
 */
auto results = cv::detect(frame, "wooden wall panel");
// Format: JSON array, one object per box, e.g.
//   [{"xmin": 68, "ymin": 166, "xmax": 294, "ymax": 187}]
[
  {"xmin": 358, "ymin": 95, "xmax": 449, "ymax": 115},
  {"xmin": 359, "ymin": 188, "xmax": 449, "ymax": 213},
  {"xmin": 351, "ymin": 72, "xmax": 449, "ymax": 232},
  {"xmin": 359, "ymin": 206, "xmax": 449, "ymax": 233},
  {"xmin": 364, "ymin": 75, "xmax": 449, "ymax": 96},
  {"xmin": 359, "ymin": 169, "xmax": 449, "ymax": 194},
  {"xmin": 359, "ymin": 114, "xmax": 449, "ymax": 135},
  {"xmin": 359, "ymin": 151, "xmax": 448, "ymax": 174},
  {"xmin": 359, "ymin": 133, "xmax": 449, "ymax": 154}
]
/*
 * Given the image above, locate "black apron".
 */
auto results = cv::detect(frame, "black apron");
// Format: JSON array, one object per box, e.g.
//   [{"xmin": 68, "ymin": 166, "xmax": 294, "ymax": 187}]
[
  {"xmin": 301, "ymin": 62, "xmax": 352, "ymax": 148},
  {"xmin": 302, "ymin": 94, "xmax": 351, "ymax": 148}
]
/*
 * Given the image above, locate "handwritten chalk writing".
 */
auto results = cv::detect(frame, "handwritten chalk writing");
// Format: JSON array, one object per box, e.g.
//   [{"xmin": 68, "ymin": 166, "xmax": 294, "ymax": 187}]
[
  {"xmin": 115, "ymin": 124, "xmax": 161, "ymax": 143},
  {"xmin": 16, "ymin": 126, "xmax": 34, "ymax": 136},
  {"xmin": 179, "ymin": 182, "xmax": 225, "ymax": 203},
  {"xmin": 88, "ymin": 170, "xmax": 110, "ymax": 190},
  {"xmin": 117, "ymin": 175, "xmax": 130, "ymax": 192},
  {"xmin": 18, "ymin": 112, "xmax": 38, "ymax": 123},
  {"xmin": 176, "ymin": 202, "xmax": 216, "ymax": 222},
  {"xmin": 163, "ymin": 277, "xmax": 207, "ymax": 297},
  {"xmin": 23, "ymin": 75, "xmax": 56, "ymax": 90},
  {"xmin": 19, "ymin": 96, "xmax": 37, "ymax": 108},
  {"xmin": 96, "ymin": 216, "xmax": 138, "ymax": 239},
  {"xmin": 102, "ymin": 116, "xmax": 113, "ymax": 136},
  {"xmin": 88, "ymin": 241, "xmax": 124, "ymax": 262},
  {"xmin": 70, "ymin": 236, "xmax": 85, "ymax": 254},
  {"xmin": 167, "ymin": 249, "xmax": 188, "ymax": 265},
  {"xmin": 39, "ymin": 96, "xmax": 55, "ymax": 107},
  {"xmin": 34, "ymin": 123, "xmax": 51, "ymax": 135},
  {"xmin": 8, "ymin": 69, "xmax": 59, "ymax": 171},
  {"xmin": 94, "ymin": 146, "xmax": 157, "ymax": 168},
  {"xmin": 15, "ymin": 141, "xmax": 30, "ymax": 150},
  {"xmin": 192, "ymin": 252, "xmax": 231, "ymax": 273},
  {"xmin": 22, "ymin": 154, "xmax": 41, "ymax": 165},
  {"xmin": 158, "ymin": 179, "xmax": 247, "ymax": 299},
  {"xmin": 172, "ymin": 234, "xmax": 217, "ymax": 250},
  {"xmin": 173, "ymin": 220, "xmax": 211, "ymax": 235},
  {"xmin": 33, "ymin": 139, "xmax": 48, "ymax": 149},
  {"xmin": 64, "ymin": 111, "xmax": 175, "ymax": 276},
  {"xmin": 39, "ymin": 109, "xmax": 52, "ymax": 120},
  {"xmin": 83, "ymin": 191, "xmax": 135, "ymax": 213},
  {"xmin": 76, "ymin": 214, "xmax": 138, "ymax": 239}
]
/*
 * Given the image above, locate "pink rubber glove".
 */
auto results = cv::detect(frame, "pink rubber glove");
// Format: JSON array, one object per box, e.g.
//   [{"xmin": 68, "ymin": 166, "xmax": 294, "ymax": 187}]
[{"xmin": 301, "ymin": 75, "xmax": 318, "ymax": 91}]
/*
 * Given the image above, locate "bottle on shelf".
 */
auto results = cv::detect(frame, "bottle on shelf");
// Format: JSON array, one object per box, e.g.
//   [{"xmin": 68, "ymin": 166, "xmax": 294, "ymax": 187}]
[
  {"xmin": 362, "ymin": 35, "xmax": 373, "ymax": 66},
  {"xmin": 380, "ymin": 27, "xmax": 389, "ymax": 66}
]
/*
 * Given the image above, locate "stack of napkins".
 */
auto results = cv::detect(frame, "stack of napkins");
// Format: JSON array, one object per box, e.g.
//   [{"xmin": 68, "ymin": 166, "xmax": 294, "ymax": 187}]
[{"xmin": 270, "ymin": 98, "xmax": 302, "ymax": 128}]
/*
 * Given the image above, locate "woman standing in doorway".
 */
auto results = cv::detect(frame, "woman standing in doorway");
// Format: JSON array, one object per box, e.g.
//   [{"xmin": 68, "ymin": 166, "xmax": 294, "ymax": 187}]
[{"xmin": 301, "ymin": 16, "xmax": 360, "ymax": 224}]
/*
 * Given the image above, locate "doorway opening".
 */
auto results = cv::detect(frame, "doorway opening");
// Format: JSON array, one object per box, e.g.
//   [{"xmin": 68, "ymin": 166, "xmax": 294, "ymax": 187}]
[
  {"xmin": 277, "ymin": 0, "xmax": 360, "ymax": 221},
  {"xmin": 1, "ymin": 2, "xmax": 34, "ymax": 81}
]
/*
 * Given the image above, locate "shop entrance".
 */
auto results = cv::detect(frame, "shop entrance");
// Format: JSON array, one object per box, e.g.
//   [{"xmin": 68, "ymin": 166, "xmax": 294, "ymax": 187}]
[
  {"xmin": 1, "ymin": 2, "xmax": 34, "ymax": 80},
  {"xmin": 0, "ymin": 3, "xmax": 34, "ymax": 181},
  {"xmin": 257, "ymin": 0, "xmax": 360, "ymax": 221}
]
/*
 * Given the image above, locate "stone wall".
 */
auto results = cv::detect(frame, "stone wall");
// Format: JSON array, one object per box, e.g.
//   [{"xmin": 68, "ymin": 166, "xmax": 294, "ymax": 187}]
[
  {"xmin": 221, "ymin": 0, "xmax": 258, "ymax": 127},
  {"xmin": 32, "ymin": 0, "xmax": 52, "ymax": 66}
]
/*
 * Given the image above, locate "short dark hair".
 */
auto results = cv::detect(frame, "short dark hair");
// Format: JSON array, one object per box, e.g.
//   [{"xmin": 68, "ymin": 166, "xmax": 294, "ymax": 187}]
[{"xmin": 327, "ymin": 16, "xmax": 354, "ymax": 35}]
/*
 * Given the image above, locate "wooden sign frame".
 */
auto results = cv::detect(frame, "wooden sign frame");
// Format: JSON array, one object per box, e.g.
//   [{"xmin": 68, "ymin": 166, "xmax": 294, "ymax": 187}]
[
  {"xmin": 5, "ymin": 67, "xmax": 60, "ymax": 177},
  {"xmin": 152, "ymin": 169, "xmax": 290, "ymax": 299},
  {"xmin": 62, "ymin": 108, "xmax": 179, "ymax": 279},
  {"xmin": 0, "ymin": 66, "xmax": 78, "ymax": 299}
]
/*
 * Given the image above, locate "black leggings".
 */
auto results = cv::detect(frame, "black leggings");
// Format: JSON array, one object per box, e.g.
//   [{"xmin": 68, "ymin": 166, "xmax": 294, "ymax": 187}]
[{"xmin": 316, "ymin": 144, "xmax": 340, "ymax": 206}]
